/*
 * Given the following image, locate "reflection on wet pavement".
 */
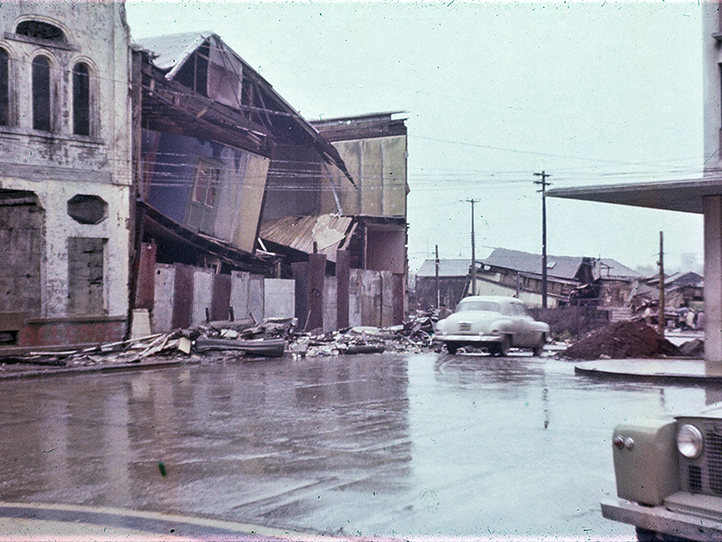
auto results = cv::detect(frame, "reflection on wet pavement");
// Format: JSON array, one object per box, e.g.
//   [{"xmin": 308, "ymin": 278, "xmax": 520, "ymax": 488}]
[{"xmin": 0, "ymin": 352, "xmax": 710, "ymax": 538}]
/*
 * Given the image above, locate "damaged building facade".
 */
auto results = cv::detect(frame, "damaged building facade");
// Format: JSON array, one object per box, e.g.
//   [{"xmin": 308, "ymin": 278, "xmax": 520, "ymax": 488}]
[
  {"xmin": 0, "ymin": 2, "xmax": 409, "ymax": 348},
  {"xmin": 0, "ymin": 2, "xmax": 133, "ymax": 346},
  {"xmin": 414, "ymin": 248, "xmax": 640, "ymax": 311}
]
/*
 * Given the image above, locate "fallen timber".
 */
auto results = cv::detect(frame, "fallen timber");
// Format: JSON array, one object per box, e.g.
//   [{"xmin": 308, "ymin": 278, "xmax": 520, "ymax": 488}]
[{"xmin": 194, "ymin": 337, "xmax": 286, "ymax": 357}]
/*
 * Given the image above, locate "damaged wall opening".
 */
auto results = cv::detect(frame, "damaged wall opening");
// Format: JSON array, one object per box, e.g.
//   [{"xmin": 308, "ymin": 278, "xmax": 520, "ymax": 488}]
[
  {"xmin": 0, "ymin": 190, "xmax": 43, "ymax": 316},
  {"xmin": 68, "ymin": 237, "xmax": 106, "ymax": 316}
]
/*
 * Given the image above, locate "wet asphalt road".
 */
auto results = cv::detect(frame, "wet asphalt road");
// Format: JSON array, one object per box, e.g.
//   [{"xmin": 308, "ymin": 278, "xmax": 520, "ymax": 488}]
[{"xmin": 0, "ymin": 351, "xmax": 718, "ymax": 540}]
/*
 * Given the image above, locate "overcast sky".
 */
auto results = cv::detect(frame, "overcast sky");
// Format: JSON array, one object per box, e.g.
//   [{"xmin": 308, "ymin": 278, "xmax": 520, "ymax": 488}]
[{"xmin": 126, "ymin": 0, "xmax": 705, "ymax": 274}]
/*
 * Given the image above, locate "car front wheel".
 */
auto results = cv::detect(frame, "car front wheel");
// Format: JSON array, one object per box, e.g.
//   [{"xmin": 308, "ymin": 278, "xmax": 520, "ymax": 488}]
[{"xmin": 533, "ymin": 333, "xmax": 546, "ymax": 357}]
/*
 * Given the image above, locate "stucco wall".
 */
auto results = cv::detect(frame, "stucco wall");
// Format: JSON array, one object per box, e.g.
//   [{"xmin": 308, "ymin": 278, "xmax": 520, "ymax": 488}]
[{"xmin": 0, "ymin": 2, "xmax": 132, "ymax": 323}]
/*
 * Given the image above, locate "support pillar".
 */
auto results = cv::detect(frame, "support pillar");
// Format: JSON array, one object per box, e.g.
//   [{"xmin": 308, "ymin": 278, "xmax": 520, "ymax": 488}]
[
  {"xmin": 336, "ymin": 250, "xmax": 350, "ymax": 329},
  {"xmin": 704, "ymin": 195, "xmax": 722, "ymax": 363},
  {"xmin": 307, "ymin": 253, "xmax": 326, "ymax": 332},
  {"xmin": 134, "ymin": 240, "xmax": 157, "ymax": 310},
  {"xmin": 292, "ymin": 262, "xmax": 309, "ymax": 330}
]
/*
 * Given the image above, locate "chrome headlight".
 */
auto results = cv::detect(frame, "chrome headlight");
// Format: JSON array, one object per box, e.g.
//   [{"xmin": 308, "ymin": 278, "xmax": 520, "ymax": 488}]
[{"xmin": 677, "ymin": 424, "xmax": 704, "ymax": 459}]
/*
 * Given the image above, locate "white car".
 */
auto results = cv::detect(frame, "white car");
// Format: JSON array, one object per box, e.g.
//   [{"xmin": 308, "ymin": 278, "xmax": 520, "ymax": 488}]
[{"xmin": 434, "ymin": 295, "xmax": 550, "ymax": 356}]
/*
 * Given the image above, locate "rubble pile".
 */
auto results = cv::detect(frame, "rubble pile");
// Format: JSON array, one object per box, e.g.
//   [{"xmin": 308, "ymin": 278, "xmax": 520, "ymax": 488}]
[
  {"xmin": 0, "ymin": 313, "xmax": 438, "ymax": 370},
  {"xmin": 289, "ymin": 323, "xmax": 431, "ymax": 358},
  {"xmin": 559, "ymin": 320, "xmax": 681, "ymax": 360}
]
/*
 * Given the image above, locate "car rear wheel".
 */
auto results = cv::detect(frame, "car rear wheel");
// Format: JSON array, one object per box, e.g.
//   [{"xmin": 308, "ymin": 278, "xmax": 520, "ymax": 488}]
[{"xmin": 491, "ymin": 335, "xmax": 510, "ymax": 357}]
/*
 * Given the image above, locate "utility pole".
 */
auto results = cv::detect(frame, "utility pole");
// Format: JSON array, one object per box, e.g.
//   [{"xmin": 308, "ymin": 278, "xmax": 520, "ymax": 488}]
[
  {"xmin": 534, "ymin": 171, "xmax": 552, "ymax": 308},
  {"xmin": 463, "ymin": 198, "xmax": 480, "ymax": 296},
  {"xmin": 435, "ymin": 244, "xmax": 440, "ymax": 309},
  {"xmin": 658, "ymin": 231, "xmax": 665, "ymax": 337}
]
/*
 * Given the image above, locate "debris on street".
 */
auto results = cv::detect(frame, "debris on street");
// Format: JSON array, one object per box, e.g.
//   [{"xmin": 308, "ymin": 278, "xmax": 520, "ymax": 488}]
[
  {"xmin": 0, "ymin": 312, "xmax": 438, "ymax": 370},
  {"xmin": 558, "ymin": 320, "xmax": 681, "ymax": 360},
  {"xmin": 288, "ymin": 312, "xmax": 436, "ymax": 358}
]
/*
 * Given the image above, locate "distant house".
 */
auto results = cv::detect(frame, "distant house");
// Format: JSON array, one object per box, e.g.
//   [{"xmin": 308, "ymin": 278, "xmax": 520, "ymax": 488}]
[
  {"xmin": 633, "ymin": 271, "xmax": 704, "ymax": 313},
  {"xmin": 475, "ymin": 248, "xmax": 640, "ymax": 308},
  {"xmin": 414, "ymin": 259, "xmax": 471, "ymax": 310}
]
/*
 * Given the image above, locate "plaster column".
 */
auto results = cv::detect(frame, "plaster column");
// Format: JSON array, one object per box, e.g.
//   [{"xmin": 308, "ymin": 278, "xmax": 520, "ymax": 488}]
[{"xmin": 704, "ymin": 195, "xmax": 722, "ymax": 363}]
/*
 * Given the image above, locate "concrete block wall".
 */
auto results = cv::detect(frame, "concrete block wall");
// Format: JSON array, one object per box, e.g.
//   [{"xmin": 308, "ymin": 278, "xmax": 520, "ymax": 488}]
[
  {"xmin": 151, "ymin": 263, "xmax": 293, "ymax": 332},
  {"xmin": 265, "ymin": 279, "xmax": 295, "ymax": 319},
  {"xmin": 348, "ymin": 269, "xmax": 392, "ymax": 328},
  {"xmin": 153, "ymin": 264, "xmax": 175, "ymax": 333},
  {"xmin": 230, "ymin": 271, "xmax": 250, "ymax": 322},
  {"xmin": 150, "ymin": 263, "xmax": 394, "ymax": 335},
  {"xmin": 192, "ymin": 268, "xmax": 214, "ymax": 325},
  {"xmin": 249, "ymin": 275, "xmax": 265, "ymax": 324},
  {"xmin": 324, "ymin": 277, "xmax": 337, "ymax": 332}
]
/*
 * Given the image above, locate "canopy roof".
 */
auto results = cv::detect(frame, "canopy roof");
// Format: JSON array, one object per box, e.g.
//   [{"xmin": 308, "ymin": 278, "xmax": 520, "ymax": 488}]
[{"xmin": 546, "ymin": 177, "xmax": 722, "ymax": 214}]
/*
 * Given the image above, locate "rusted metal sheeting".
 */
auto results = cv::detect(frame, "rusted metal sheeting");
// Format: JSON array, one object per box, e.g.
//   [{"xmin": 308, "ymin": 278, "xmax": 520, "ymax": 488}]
[{"xmin": 259, "ymin": 215, "xmax": 355, "ymax": 263}]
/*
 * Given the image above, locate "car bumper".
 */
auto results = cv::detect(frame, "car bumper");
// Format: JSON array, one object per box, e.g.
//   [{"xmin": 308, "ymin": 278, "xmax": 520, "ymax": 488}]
[
  {"xmin": 601, "ymin": 496, "xmax": 722, "ymax": 541},
  {"xmin": 433, "ymin": 334, "xmax": 503, "ymax": 344}
]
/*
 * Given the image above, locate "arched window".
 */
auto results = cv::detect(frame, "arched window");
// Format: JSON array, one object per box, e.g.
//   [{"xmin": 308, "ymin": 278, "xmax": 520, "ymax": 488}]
[
  {"xmin": 32, "ymin": 56, "xmax": 50, "ymax": 131},
  {"xmin": 73, "ymin": 62, "xmax": 90, "ymax": 136},
  {"xmin": 0, "ymin": 49, "xmax": 8, "ymax": 126}
]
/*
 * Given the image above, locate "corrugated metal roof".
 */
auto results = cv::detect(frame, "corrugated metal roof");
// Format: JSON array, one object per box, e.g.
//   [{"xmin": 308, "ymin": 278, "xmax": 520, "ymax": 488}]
[
  {"xmin": 259, "ymin": 215, "xmax": 355, "ymax": 263},
  {"xmin": 483, "ymin": 248, "xmax": 583, "ymax": 280},
  {"xmin": 417, "ymin": 259, "xmax": 471, "ymax": 278}
]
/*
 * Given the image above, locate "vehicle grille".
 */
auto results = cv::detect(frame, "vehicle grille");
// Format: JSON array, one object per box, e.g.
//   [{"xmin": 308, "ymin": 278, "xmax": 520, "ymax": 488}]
[
  {"xmin": 708, "ymin": 430, "xmax": 722, "ymax": 494},
  {"xmin": 689, "ymin": 465, "xmax": 702, "ymax": 493},
  {"xmin": 683, "ymin": 423, "xmax": 722, "ymax": 495}
]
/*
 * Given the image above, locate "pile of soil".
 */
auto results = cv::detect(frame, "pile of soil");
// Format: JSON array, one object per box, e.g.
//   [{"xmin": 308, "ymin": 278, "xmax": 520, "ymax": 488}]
[{"xmin": 560, "ymin": 320, "xmax": 681, "ymax": 360}]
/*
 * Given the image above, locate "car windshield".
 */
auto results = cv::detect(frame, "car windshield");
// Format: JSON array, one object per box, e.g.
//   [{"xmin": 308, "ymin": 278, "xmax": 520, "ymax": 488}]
[{"xmin": 456, "ymin": 300, "xmax": 500, "ymax": 313}]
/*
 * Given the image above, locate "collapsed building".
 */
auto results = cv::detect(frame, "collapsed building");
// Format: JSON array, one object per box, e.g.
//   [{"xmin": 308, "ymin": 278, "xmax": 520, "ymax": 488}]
[
  {"xmin": 0, "ymin": 2, "xmax": 408, "ymax": 349},
  {"xmin": 414, "ymin": 248, "xmax": 641, "ymax": 312}
]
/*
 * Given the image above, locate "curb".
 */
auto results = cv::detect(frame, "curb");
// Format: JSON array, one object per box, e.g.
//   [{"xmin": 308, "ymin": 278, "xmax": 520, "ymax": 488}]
[
  {"xmin": 0, "ymin": 359, "xmax": 188, "ymax": 381},
  {"xmin": 574, "ymin": 360, "xmax": 722, "ymax": 386}
]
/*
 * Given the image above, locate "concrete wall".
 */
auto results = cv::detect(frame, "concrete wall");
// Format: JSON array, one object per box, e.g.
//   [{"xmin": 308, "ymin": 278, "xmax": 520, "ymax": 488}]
[
  {"xmin": 324, "ymin": 277, "xmax": 338, "ymax": 332},
  {"xmin": 153, "ymin": 264, "xmax": 175, "ymax": 333},
  {"xmin": 348, "ymin": 269, "xmax": 394, "ymax": 328},
  {"xmin": 322, "ymin": 135, "xmax": 408, "ymax": 218},
  {"xmin": 150, "ymin": 264, "xmax": 293, "ymax": 332},
  {"xmin": 265, "ymin": 279, "xmax": 295, "ymax": 319},
  {"xmin": 192, "ymin": 268, "xmax": 214, "ymax": 325},
  {"xmin": 150, "ymin": 263, "xmax": 395, "ymax": 333}
]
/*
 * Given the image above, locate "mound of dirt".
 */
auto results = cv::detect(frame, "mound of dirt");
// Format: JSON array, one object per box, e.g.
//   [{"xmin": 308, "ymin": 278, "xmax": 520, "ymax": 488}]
[{"xmin": 560, "ymin": 320, "xmax": 681, "ymax": 360}]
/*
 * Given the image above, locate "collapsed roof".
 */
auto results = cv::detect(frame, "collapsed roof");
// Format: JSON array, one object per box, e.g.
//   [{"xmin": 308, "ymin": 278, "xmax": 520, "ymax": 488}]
[{"xmin": 134, "ymin": 31, "xmax": 353, "ymax": 183}]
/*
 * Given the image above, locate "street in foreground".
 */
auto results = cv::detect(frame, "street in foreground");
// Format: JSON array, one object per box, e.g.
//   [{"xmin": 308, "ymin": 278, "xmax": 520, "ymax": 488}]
[{"xmin": 0, "ymin": 351, "xmax": 716, "ymax": 540}]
